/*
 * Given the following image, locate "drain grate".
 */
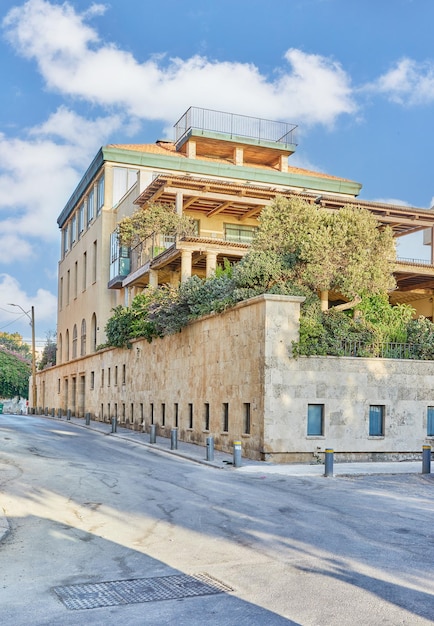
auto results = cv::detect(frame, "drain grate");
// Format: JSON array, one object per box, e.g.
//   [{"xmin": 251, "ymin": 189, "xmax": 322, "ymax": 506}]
[{"xmin": 53, "ymin": 573, "xmax": 233, "ymax": 610}]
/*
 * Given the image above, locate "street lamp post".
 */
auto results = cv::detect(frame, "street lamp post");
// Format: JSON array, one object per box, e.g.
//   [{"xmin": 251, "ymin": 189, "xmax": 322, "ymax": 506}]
[{"xmin": 8, "ymin": 304, "xmax": 37, "ymax": 412}]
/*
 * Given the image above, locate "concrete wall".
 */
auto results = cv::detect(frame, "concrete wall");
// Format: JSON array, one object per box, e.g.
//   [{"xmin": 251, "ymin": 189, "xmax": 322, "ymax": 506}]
[{"xmin": 36, "ymin": 294, "xmax": 434, "ymax": 463}]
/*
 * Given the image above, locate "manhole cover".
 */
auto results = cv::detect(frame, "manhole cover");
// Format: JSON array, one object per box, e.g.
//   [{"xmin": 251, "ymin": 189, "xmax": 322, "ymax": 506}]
[{"xmin": 53, "ymin": 573, "xmax": 233, "ymax": 610}]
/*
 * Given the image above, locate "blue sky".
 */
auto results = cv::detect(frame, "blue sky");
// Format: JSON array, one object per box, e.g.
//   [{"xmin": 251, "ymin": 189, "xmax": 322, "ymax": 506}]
[{"xmin": 1, "ymin": 0, "xmax": 434, "ymax": 342}]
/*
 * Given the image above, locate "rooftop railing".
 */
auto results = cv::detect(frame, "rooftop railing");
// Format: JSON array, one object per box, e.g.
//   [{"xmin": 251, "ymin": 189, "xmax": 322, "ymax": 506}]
[{"xmin": 174, "ymin": 107, "xmax": 297, "ymax": 148}]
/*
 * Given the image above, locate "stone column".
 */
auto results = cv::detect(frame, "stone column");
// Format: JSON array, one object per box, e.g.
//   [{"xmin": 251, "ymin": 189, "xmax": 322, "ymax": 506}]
[
  {"xmin": 320, "ymin": 290, "xmax": 329, "ymax": 312},
  {"xmin": 149, "ymin": 269, "xmax": 159, "ymax": 288},
  {"xmin": 175, "ymin": 191, "xmax": 183, "ymax": 216},
  {"xmin": 206, "ymin": 251, "xmax": 218, "ymax": 278},
  {"xmin": 181, "ymin": 249, "xmax": 192, "ymax": 282}
]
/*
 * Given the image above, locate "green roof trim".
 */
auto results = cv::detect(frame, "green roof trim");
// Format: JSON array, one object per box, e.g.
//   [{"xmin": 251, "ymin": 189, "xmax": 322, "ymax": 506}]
[{"xmin": 58, "ymin": 144, "xmax": 362, "ymax": 228}]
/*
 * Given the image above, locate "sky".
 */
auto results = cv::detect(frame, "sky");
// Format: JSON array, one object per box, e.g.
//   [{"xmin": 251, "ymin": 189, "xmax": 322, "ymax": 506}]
[{"xmin": 1, "ymin": 0, "xmax": 434, "ymax": 343}]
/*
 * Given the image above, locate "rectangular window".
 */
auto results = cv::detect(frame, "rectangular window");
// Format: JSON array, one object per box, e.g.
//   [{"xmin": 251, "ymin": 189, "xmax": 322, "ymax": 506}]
[
  {"xmin": 244, "ymin": 403, "xmax": 251, "ymax": 435},
  {"xmin": 87, "ymin": 188, "xmax": 94, "ymax": 224},
  {"xmin": 70, "ymin": 215, "xmax": 76, "ymax": 245},
  {"xmin": 66, "ymin": 270, "xmax": 70, "ymax": 305},
  {"xmin": 59, "ymin": 277, "xmax": 63, "ymax": 310},
  {"xmin": 174, "ymin": 403, "xmax": 179, "ymax": 428},
  {"xmin": 107, "ymin": 367, "xmax": 111, "ymax": 387},
  {"xmin": 224, "ymin": 223, "xmax": 257, "ymax": 244},
  {"xmin": 204, "ymin": 403, "xmax": 210, "ymax": 431},
  {"xmin": 114, "ymin": 366, "xmax": 118, "ymax": 386},
  {"xmin": 161, "ymin": 403, "xmax": 166, "ymax": 426},
  {"xmin": 62, "ymin": 226, "xmax": 69, "ymax": 257},
  {"xmin": 74, "ymin": 261, "xmax": 78, "ymax": 299},
  {"xmin": 369, "ymin": 405, "xmax": 384, "ymax": 436},
  {"xmin": 307, "ymin": 404, "xmax": 324, "ymax": 436},
  {"xmin": 78, "ymin": 203, "xmax": 84, "ymax": 236},
  {"xmin": 90, "ymin": 371, "xmax": 94, "ymax": 389},
  {"xmin": 101, "ymin": 368, "xmax": 104, "ymax": 387},
  {"xmin": 92, "ymin": 240, "xmax": 97, "ymax": 282},
  {"xmin": 140, "ymin": 403, "xmax": 143, "ymax": 424},
  {"xmin": 57, "ymin": 378, "xmax": 61, "ymax": 394},
  {"xmin": 130, "ymin": 403, "xmax": 134, "ymax": 424},
  {"xmin": 97, "ymin": 174, "xmax": 105, "ymax": 214},
  {"xmin": 428, "ymin": 407, "xmax": 434, "ymax": 436},
  {"xmin": 150, "ymin": 403, "xmax": 154, "ymax": 425},
  {"xmin": 113, "ymin": 167, "xmax": 138, "ymax": 206},
  {"xmin": 222, "ymin": 403, "xmax": 229, "ymax": 432},
  {"xmin": 82, "ymin": 252, "xmax": 87, "ymax": 291},
  {"xmin": 122, "ymin": 403, "xmax": 125, "ymax": 422},
  {"xmin": 188, "ymin": 403, "xmax": 193, "ymax": 429},
  {"xmin": 122, "ymin": 364, "xmax": 126, "ymax": 385}
]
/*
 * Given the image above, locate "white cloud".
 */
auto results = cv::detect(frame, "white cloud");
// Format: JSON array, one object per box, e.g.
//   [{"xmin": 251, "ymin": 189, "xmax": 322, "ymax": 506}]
[
  {"xmin": 0, "ymin": 107, "xmax": 122, "ymax": 251},
  {"xmin": 365, "ymin": 58, "xmax": 434, "ymax": 106},
  {"xmin": 3, "ymin": 0, "xmax": 357, "ymax": 127},
  {"xmin": 0, "ymin": 273, "xmax": 57, "ymax": 329}
]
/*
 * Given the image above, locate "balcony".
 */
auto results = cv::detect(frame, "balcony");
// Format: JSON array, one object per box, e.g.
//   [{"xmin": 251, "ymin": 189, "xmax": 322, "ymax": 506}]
[{"xmin": 174, "ymin": 107, "xmax": 297, "ymax": 167}]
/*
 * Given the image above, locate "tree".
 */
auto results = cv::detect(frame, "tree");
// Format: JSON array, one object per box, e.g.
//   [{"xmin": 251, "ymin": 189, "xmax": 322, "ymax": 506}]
[
  {"xmin": 0, "ymin": 331, "xmax": 31, "ymax": 358},
  {"xmin": 117, "ymin": 202, "xmax": 197, "ymax": 247},
  {"xmin": 253, "ymin": 196, "xmax": 396, "ymax": 300},
  {"xmin": 0, "ymin": 348, "xmax": 31, "ymax": 398},
  {"xmin": 38, "ymin": 331, "xmax": 57, "ymax": 370}
]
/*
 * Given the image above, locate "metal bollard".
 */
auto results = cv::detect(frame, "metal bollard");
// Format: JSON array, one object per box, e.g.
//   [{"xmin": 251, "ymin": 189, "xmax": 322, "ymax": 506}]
[
  {"xmin": 171, "ymin": 428, "xmax": 178, "ymax": 450},
  {"xmin": 111, "ymin": 417, "xmax": 117, "ymax": 433},
  {"xmin": 206, "ymin": 436, "xmax": 214, "ymax": 461},
  {"xmin": 66, "ymin": 409, "xmax": 71, "ymax": 421},
  {"xmin": 57, "ymin": 408, "xmax": 62, "ymax": 419},
  {"xmin": 422, "ymin": 445, "xmax": 431, "ymax": 474},
  {"xmin": 150, "ymin": 424, "xmax": 156, "ymax": 444},
  {"xmin": 51, "ymin": 408, "xmax": 55, "ymax": 417},
  {"xmin": 85, "ymin": 412, "xmax": 90, "ymax": 426},
  {"xmin": 233, "ymin": 440, "xmax": 242, "ymax": 468},
  {"xmin": 324, "ymin": 448, "xmax": 334, "ymax": 477}
]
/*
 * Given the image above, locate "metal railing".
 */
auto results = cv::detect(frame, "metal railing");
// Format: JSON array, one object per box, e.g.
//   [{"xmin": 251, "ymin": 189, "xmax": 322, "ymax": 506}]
[
  {"xmin": 174, "ymin": 107, "xmax": 297, "ymax": 148},
  {"xmin": 396, "ymin": 256, "xmax": 433, "ymax": 266},
  {"xmin": 340, "ymin": 340, "xmax": 428, "ymax": 360},
  {"xmin": 130, "ymin": 233, "xmax": 175, "ymax": 274}
]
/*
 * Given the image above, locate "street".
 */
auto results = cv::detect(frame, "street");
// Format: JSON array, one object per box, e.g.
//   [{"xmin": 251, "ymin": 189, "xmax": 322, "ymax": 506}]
[{"xmin": 0, "ymin": 414, "xmax": 433, "ymax": 625}]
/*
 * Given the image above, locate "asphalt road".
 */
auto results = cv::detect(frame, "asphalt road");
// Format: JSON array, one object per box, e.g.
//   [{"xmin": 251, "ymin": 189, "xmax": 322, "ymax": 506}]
[{"xmin": 0, "ymin": 414, "xmax": 433, "ymax": 625}]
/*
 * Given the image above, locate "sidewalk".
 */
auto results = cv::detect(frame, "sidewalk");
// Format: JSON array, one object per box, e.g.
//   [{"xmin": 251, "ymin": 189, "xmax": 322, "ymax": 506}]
[{"xmin": 46, "ymin": 413, "xmax": 426, "ymax": 478}]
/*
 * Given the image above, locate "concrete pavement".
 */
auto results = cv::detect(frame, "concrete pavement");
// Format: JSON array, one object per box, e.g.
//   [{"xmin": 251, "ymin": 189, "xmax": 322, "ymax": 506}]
[{"xmin": 0, "ymin": 412, "xmax": 429, "ymax": 544}]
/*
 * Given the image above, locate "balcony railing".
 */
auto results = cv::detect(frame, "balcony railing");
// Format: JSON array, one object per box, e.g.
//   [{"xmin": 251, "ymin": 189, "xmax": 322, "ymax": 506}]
[
  {"xmin": 340, "ymin": 341, "xmax": 430, "ymax": 360},
  {"xmin": 174, "ymin": 107, "xmax": 297, "ymax": 148},
  {"xmin": 130, "ymin": 232, "xmax": 175, "ymax": 274}
]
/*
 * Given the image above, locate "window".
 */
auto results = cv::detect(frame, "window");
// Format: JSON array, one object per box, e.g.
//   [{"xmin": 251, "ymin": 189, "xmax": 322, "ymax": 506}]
[
  {"xmin": 74, "ymin": 261, "xmax": 78, "ymax": 299},
  {"xmin": 150, "ymin": 403, "xmax": 154, "ymax": 425},
  {"xmin": 110, "ymin": 231, "xmax": 130, "ymax": 280},
  {"xmin": 92, "ymin": 241, "xmax": 97, "ymax": 282},
  {"xmin": 82, "ymin": 252, "xmax": 87, "ymax": 291},
  {"xmin": 114, "ymin": 365, "xmax": 118, "ymax": 386},
  {"xmin": 101, "ymin": 369, "xmax": 104, "ymax": 387},
  {"xmin": 204, "ymin": 403, "xmax": 210, "ymax": 431},
  {"xmin": 307, "ymin": 404, "xmax": 324, "ymax": 436},
  {"xmin": 97, "ymin": 174, "xmax": 105, "ymax": 214},
  {"xmin": 113, "ymin": 167, "xmax": 138, "ymax": 206},
  {"xmin": 188, "ymin": 403, "xmax": 193, "ymax": 429},
  {"xmin": 57, "ymin": 378, "xmax": 61, "ymax": 394},
  {"xmin": 130, "ymin": 403, "xmax": 134, "ymax": 424},
  {"xmin": 80, "ymin": 319, "xmax": 86, "ymax": 356},
  {"xmin": 78, "ymin": 203, "xmax": 84, "ymax": 236},
  {"xmin": 369, "ymin": 405, "xmax": 384, "ymax": 436},
  {"xmin": 59, "ymin": 277, "xmax": 63, "ymax": 310},
  {"xmin": 62, "ymin": 225, "xmax": 69, "ymax": 256},
  {"xmin": 122, "ymin": 364, "xmax": 126, "ymax": 385},
  {"xmin": 66, "ymin": 270, "xmax": 70, "ymax": 305},
  {"xmin": 87, "ymin": 188, "xmax": 94, "ymax": 224},
  {"xmin": 161, "ymin": 403, "xmax": 166, "ymax": 426},
  {"xmin": 222, "ymin": 403, "xmax": 229, "ymax": 432},
  {"xmin": 90, "ymin": 371, "xmax": 94, "ymax": 389},
  {"xmin": 428, "ymin": 407, "xmax": 434, "ymax": 436},
  {"xmin": 174, "ymin": 403, "xmax": 179, "ymax": 428},
  {"xmin": 224, "ymin": 223, "xmax": 257, "ymax": 244},
  {"xmin": 107, "ymin": 367, "xmax": 111, "ymax": 387},
  {"xmin": 72, "ymin": 325, "xmax": 77, "ymax": 359},
  {"xmin": 70, "ymin": 215, "xmax": 76, "ymax": 246},
  {"xmin": 244, "ymin": 403, "xmax": 251, "ymax": 435}
]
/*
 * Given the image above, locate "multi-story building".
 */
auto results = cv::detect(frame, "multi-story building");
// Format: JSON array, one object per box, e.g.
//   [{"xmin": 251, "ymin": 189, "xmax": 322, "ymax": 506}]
[{"xmin": 37, "ymin": 107, "xmax": 434, "ymax": 461}]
